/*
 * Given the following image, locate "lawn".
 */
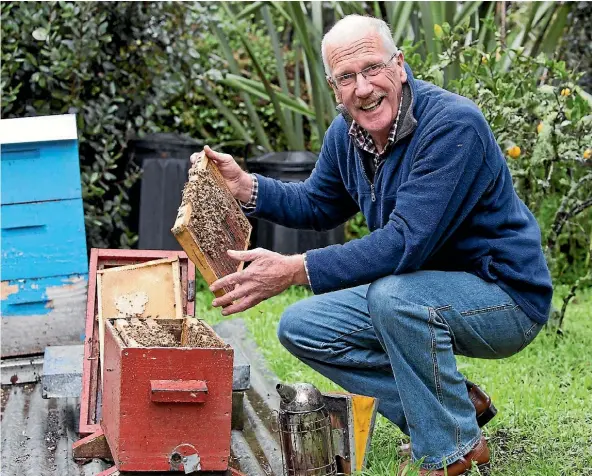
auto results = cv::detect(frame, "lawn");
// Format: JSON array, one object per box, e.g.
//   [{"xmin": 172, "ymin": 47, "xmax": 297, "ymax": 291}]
[{"xmin": 196, "ymin": 283, "xmax": 592, "ymax": 475}]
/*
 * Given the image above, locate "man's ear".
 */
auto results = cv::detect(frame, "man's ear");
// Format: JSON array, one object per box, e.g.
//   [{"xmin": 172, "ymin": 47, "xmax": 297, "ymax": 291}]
[
  {"xmin": 327, "ymin": 77, "xmax": 342, "ymax": 104},
  {"xmin": 398, "ymin": 52, "xmax": 407, "ymax": 84}
]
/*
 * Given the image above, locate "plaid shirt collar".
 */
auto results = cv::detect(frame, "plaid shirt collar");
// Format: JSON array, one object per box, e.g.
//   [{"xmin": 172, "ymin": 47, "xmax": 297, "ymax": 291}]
[{"xmin": 348, "ymin": 98, "xmax": 402, "ymax": 156}]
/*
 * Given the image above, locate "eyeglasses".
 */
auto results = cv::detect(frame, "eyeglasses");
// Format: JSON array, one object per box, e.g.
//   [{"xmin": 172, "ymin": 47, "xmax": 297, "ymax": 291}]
[{"xmin": 330, "ymin": 51, "xmax": 399, "ymax": 89}]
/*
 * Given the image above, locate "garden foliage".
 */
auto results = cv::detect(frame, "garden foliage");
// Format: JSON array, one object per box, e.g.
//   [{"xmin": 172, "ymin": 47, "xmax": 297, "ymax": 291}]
[{"xmin": 1, "ymin": 2, "xmax": 590, "ymax": 303}]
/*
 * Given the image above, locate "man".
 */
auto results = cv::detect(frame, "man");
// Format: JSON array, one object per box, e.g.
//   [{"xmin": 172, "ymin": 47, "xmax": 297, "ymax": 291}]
[{"xmin": 191, "ymin": 15, "xmax": 552, "ymax": 475}]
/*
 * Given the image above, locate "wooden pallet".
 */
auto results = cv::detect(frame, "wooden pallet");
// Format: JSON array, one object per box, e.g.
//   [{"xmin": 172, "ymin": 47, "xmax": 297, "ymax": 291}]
[{"xmin": 172, "ymin": 151, "xmax": 251, "ymax": 297}]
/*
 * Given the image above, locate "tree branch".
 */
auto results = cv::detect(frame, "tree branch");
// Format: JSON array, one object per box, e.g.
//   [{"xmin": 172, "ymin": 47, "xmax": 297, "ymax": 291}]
[{"xmin": 547, "ymin": 173, "xmax": 592, "ymax": 251}]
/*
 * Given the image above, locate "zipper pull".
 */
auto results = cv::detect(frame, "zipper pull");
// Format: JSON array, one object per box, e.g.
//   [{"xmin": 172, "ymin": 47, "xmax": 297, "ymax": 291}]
[{"xmin": 371, "ymin": 184, "xmax": 376, "ymax": 202}]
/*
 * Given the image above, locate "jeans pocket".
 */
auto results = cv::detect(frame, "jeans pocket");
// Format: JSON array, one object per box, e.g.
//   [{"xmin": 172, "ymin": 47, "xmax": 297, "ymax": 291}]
[{"xmin": 437, "ymin": 304, "xmax": 536, "ymax": 359}]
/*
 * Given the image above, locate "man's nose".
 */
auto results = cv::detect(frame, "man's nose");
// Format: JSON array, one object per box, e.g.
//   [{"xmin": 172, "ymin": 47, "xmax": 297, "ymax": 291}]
[{"xmin": 354, "ymin": 73, "xmax": 373, "ymax": 96}]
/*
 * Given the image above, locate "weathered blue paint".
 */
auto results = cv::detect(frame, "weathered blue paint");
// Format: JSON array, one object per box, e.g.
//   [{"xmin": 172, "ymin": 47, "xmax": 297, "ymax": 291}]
[
  {"xmin": 1, "ymin": 140, "xmax": 82, "ymax": 205},
  {"xmin": 1, "ymin": 200, "xmax": 88, "ymax": 281},
  {"xmin": 1, "ymin": 115, "xmax": 88, "ymax": 356},
  {"xmin": 1, "ymin": 274, "xmax": 88, "ymax": 317}
]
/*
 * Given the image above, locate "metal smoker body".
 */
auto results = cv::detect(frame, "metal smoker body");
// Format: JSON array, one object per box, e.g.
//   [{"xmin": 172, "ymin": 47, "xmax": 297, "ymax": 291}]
[{"xmin": 276, "ymin": 383, "xmax": 337, "ymax": 476}]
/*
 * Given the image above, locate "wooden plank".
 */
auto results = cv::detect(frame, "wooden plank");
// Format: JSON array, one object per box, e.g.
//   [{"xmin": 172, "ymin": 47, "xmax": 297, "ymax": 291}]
[
  {"xmin": 113, "ymin": 319, "xmax": 141, "ymax": 348},
  {"xmin": 72, "ymin": 428, "xmax": 112, "ymax": 460},
  {"xmin": 172, "ymin": 151, "xmax": 251, "ymax": 297}
]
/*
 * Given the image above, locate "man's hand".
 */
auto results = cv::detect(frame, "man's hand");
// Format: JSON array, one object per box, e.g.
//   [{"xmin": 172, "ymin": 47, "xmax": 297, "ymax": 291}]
[
  {"xmin": 210, "ymin": 248, "xmax": 309, "ymax": 315},
  {"xmin": 190, "ymin": 145, "xmax": 253, "ymax": 203}
]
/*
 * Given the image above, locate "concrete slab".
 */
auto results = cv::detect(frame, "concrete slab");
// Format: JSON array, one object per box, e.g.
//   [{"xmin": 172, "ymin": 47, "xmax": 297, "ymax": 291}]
[
  {"xmin": 214, "ymin": 322, "xmax": 251, "ymax": 391},
  {"xmin": 41, "ymin": 345, "xmax": 84, "ymax": 398}
]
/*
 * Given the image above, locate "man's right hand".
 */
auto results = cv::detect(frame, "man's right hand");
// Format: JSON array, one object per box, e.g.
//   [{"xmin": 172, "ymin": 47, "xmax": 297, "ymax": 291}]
[{"xmin": 190, "ymin": 145, "xmax": 254, "ymax": 203}]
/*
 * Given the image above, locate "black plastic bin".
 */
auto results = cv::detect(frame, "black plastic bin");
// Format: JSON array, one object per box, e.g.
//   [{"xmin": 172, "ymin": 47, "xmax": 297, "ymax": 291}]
[
  {"xmin": 127, "ymin": 133, "xmax": 203, "ymax": 250},
  {"xmin": 246, "ymin": 151, "xmax": 345, "ymax": 255}
]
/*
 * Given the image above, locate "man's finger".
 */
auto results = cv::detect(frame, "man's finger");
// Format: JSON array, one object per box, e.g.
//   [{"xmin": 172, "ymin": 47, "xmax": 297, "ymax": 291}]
[
  {"xmin": 227, "ymin": 249, "xmax": 263, "ymax": 262},
  {"xmin": 212, "ymin": 285, "xmax": 249, "ymax": 308},
  {"xmin": 221, "ymin": 295, "xmax": 262, "ymax": 316},
  {"xmin": 204, "ymin": 145, "xmax": 232, "ymax": 164},
  {"xmin": 210, "ymin": 271, "xmax": 243, "ymax": 293}
]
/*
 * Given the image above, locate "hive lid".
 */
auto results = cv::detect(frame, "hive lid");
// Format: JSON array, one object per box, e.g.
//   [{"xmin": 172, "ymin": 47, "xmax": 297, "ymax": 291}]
[{"xmin": 0, "ymin": 114, "xmax": 77, "ymax": 145}]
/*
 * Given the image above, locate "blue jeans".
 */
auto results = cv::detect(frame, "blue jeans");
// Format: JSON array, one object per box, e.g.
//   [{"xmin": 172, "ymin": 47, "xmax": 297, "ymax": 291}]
[{"xmin": 277, "ymin": 271, "xmax": 543, "ymax": 470}]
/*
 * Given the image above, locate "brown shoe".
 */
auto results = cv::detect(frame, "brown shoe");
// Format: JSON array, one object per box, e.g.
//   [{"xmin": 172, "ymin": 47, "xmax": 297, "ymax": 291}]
[
  {"xmin": 398, "ymin": 381, "xmax": 496, "ymax": 457},
  {"xmin": 398, "ymin": 436, "xmax": 490, "ymax": 476}
]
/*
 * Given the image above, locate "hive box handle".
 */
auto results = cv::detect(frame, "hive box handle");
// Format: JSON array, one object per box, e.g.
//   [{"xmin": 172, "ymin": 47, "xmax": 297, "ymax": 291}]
[{"xmin": 150, "ymin": 380, "xmax": 208, "ymax": 403}]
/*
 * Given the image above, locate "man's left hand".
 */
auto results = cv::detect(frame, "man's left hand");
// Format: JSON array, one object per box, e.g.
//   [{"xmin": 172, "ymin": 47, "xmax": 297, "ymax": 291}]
[{"xmin": 210, "ymin": 248, "xmax": 308, "ymax": 315}]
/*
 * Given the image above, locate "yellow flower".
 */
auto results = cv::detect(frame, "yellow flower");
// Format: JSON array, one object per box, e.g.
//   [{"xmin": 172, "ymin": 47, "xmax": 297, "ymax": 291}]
[
  {"xmin": 584, "ymin": 149, "xmax": 592, "ymax": 160},
  {"xmin": 481, "ymin": 56, "xmax": 488, "ymax": 65},
  {"xmin": 537, "ymin": 122, "xmax": 544, "ymax": 134},
  {"xmin": 434, "ymin": 24, "xmax": 443, "ymax": 39},
  {"xmin": 560, "ymin": 88, "xmax": 571, "ymax": 97},
  {"xmin": 507, "ymin": 146, "xmax": 521, "ymax": 159}
]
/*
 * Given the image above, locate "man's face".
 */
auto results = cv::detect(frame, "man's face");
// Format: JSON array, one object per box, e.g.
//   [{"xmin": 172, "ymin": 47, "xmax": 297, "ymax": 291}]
[{"xmin": 326, "ymin": 32, "xmax": 407, "ymax": 137}]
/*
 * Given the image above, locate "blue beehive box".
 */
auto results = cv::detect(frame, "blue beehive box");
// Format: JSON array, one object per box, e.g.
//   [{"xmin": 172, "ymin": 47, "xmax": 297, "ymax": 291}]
[{"xmin": 1, "ymin": 114, "xmax": 88, "ymax": 357}]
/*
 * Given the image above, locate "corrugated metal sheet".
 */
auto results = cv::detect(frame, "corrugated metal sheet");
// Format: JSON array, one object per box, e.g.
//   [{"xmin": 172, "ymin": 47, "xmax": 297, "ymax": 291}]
[{"xmin": 0, "ymin": 383, "xmax": 110, "ymax": 476}]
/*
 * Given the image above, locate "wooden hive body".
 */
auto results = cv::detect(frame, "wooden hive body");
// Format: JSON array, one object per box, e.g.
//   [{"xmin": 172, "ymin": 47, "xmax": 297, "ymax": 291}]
[
  {"xmin": 79, "ymin": 249, "xmax": 195, "ymax": 437},
  {"xmin": 101, "ymin": 318, "xmax": 233, "ymax": 472},
  {"xmin": 172, "ymin": 152, "xmax": 252, "ymax": 297},
  {"xmin": 1, "ymin": 114, "xmax": 88, "ymax": 357}
]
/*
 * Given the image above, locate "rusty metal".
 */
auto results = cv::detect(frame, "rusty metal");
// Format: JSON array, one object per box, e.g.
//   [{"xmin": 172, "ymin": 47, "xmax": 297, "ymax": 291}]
[
  {"xmin": 276, "ymin": 383, "xmax": 337, "ymax": 476},
  {"xmin": 169, "ymin": 443, "xmax": 201, "ymax": 473}
]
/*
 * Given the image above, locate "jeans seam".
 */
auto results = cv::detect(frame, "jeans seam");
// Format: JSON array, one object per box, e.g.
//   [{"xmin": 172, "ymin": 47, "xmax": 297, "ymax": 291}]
[
  {"xmin": 327, "ymin": 324, "xmax": 374, "ymax": 344},
  {"xmin": 433, "ymin": 307, "xmax": 459, "ymax": 354},
  {"xmin": 428, "ymin": 308, "xmax": 444, "ymax": 405},
  {"xmin": 326, "ymin": 346, "xmax": 373, "ymax": 368},
  {"xmin": 524, "ymin": 322, "xmax": 539, "ymax": 338},
  {"xmin": 428, "ymin": 307, "xmax": 463, "ymax": 459},
  {"xmin": 460, "ymin": 303, "xmax": 514, "ymax": 316}
]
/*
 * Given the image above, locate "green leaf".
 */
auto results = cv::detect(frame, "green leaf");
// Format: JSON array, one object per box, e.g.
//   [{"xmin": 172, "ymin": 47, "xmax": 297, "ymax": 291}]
[
  {"xmin": 222, "ymin": 74, "xmax": 315, "ymax": 118},
  {"xmin": 32, "ymin": 27, "xmax": 48, "ymax": 41}
]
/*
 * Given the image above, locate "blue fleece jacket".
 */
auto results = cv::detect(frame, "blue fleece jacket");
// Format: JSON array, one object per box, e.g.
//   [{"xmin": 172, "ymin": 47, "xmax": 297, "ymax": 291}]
[{"xmin": 249, "ymin": 66, "xmax": 553, "ymax": 324}]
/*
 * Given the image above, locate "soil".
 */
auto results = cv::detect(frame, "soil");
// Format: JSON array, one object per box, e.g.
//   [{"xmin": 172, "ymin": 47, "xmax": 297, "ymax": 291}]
[{"xmin": 180, "ymin": 166, "xmax": 251, "ymax": 260}]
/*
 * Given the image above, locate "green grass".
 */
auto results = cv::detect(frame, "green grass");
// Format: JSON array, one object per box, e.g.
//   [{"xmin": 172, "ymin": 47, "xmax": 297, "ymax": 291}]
[{"xmin": 196, "ymin": 283, "xmax": 592, "ymax": 475}]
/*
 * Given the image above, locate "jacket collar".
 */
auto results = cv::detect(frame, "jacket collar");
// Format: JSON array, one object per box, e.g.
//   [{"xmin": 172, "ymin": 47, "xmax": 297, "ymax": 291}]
[{"xmin": 336, "ymin": 63, "xmax": 417, "ymax": 146}]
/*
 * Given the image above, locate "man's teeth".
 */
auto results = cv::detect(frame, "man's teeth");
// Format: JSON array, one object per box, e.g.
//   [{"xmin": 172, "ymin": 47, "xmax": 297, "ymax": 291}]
[{"xmin": 361, "ymin": 98, "xmax": 382, "ymax": 111}]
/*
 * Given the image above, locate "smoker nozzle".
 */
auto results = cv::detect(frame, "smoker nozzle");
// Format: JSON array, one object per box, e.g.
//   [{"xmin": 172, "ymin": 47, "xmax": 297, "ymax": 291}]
[{"xmin": 276, "ymin": 383, "xmax": 297, "ymax": 404}]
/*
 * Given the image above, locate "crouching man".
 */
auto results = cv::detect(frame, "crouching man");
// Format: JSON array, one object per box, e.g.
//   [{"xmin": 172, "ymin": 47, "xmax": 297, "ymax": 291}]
[{"xmin": 191, "ymin": 15, "xmax": 552, "ymax": 475}]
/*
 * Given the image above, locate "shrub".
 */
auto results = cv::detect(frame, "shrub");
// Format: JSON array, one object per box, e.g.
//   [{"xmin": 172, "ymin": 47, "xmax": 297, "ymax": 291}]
[{"xmin": 0, "ymin": 1, "xmax": 281, "ymax": 248}]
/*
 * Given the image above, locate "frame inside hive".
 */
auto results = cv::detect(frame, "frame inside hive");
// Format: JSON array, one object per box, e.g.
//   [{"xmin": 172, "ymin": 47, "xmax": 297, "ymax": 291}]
[
  {"xmin": 110, "ymin": 316, "xmax": 228, "ymax": 349},
  {"xmin": 171, "ymin": 151, "xmax": 252, "ymax": 297},
  {"xmin": 96, "ymin": 257, "xmax": 183, "ymax": 382}
]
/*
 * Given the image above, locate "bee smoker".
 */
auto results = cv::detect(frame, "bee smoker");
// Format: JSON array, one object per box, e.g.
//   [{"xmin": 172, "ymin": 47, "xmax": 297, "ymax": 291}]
[{"xmin": 276, "ymin": 383, "xmax": 337, "ymax": 476}]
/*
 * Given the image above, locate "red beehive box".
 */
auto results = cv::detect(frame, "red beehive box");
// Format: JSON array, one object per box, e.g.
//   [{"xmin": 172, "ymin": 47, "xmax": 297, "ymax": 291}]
[
  {"xmin": 101, "ymin": 317, "xmax": 233, "ymax": 472},
  {"xmin": 80, "ymin": 249, "xmax": 196, "ymax": 436}
]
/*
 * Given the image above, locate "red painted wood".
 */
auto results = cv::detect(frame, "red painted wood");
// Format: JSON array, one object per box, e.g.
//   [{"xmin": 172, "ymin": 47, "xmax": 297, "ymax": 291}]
[
  {"xmin": 79, "ymin": 248, "xmax": 99, "ymax": 435},
  {"xmin": 150, "ymin": 379, "xmax": 208, "ymax": 403},
  {"xmin": 79, "ymin": 248, "xmax": 196, "ymax": 436},
  {"xmin": 101, "ymin": 320, "xmax": 233, "ymax": 472}
]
